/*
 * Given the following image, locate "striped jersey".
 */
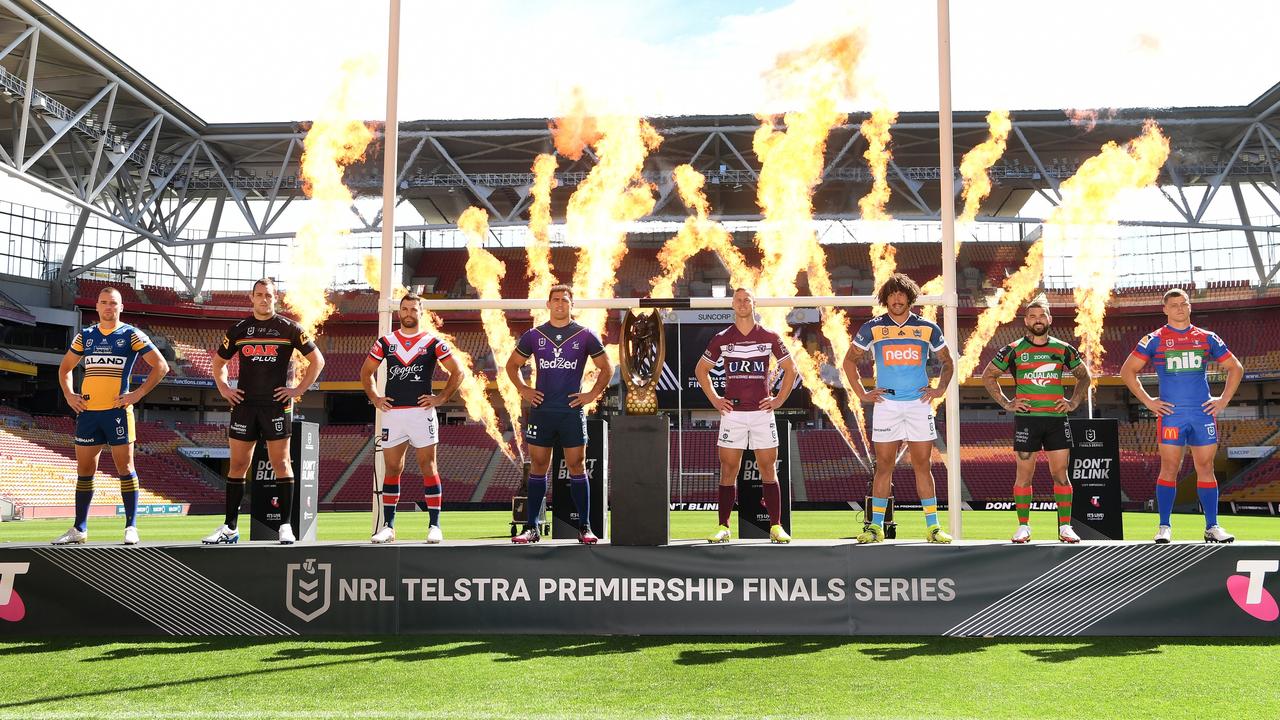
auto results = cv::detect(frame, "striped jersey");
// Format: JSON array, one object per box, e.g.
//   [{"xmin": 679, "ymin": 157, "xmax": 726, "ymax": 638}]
[
  {"xmin": 367, "ymin": 330, "xmax": 452, "ymax": 408},
  {"xmin": 701, "ymin": 323, "xmax": 790, "ymax": 408},
  {"xmin": 853, "ymin": 313, "xmax": 946, "ymax": 402},
  {"xmin": 1131, "ymin": 324, "xmax": 1232, "ymax": 410},
  {"xmin": 989, "ymin": 336, "xmax": 1082, "ymax": 416},
  {"xmin": 69, "ymin": 323, "xmax": 156, "ymax": 411}
]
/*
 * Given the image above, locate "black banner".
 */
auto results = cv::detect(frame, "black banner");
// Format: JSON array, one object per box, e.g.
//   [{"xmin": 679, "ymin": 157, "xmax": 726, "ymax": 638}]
[
  {"xmin": 1068, "ymin": 418, "xmax": 1124, "ymax": 540},
  {"xmin": 550, "ymin": 419, "xmax": 608, "ymax": 539},
  {"xmin": 657, "ymin": 323, "xmax": 809, "ymax": 411},
  {"xmin": 735, "ymin": 420, "xmax": 791, "ymax": 538},
  {"xmin": 5, "ymin": 543, "xmax": 1280, "ymax": 636},
  {"xmin": 249, "ymin": 421, "xmax": 320, "ymax": 542}
]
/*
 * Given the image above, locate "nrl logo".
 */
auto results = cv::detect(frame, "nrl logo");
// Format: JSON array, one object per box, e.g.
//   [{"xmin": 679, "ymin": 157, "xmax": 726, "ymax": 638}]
[{"xmin": 285, "ymin": 558, "xmax": 331, "ymax": 622}]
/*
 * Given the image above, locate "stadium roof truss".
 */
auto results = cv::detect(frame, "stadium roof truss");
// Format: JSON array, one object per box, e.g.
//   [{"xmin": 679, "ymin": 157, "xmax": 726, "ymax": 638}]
[{"xmin": 3, "ymin": 0, "xmax": 1280, "ymax": 294}]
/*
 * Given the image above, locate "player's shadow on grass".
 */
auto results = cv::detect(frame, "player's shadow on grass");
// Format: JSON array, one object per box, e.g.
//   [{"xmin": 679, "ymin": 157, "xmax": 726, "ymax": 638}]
[{"xmin": 674, "ymin": 638, "xmax": 851, "ymax": 665}]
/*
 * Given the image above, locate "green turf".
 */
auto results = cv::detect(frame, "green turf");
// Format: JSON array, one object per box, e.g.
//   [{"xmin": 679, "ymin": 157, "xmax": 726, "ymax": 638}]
[
  {"xmin": 0, "ymin": 635, "xmax": 1277, "ymax": 719},
  {"xmin": 2, "ymin": 509, "xmax": 1278, "ymax": 544}
]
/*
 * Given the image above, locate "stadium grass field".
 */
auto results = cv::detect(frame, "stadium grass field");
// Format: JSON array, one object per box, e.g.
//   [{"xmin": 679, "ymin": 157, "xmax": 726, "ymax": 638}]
[
  {"xmin": 4, "ymin": 510, "xmax": 1279, "ymax": 720},
  {"xmin": 1, "ymin": 508, "xmax": 1278, "ymax": 544}
]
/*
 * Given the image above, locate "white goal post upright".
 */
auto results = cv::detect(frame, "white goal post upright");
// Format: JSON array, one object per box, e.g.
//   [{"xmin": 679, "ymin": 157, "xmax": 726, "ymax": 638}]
[
  {"xmin": 937, "ymin": 0, "xmax": 963, "ymax": 540},
  {"xmin": 373, "ymin": 0, "xmax": 401, "ymax": 533}
]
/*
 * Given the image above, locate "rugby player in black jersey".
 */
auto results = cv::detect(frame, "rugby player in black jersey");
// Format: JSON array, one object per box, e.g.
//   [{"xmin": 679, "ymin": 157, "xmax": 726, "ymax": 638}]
[{"xmin": 203, "ymin": 278, "xmax": 324, "ymax": 544}]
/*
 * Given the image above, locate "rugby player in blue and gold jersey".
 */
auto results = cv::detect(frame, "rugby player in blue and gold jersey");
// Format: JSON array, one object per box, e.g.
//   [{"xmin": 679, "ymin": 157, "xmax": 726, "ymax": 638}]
[{"xmin": 53, "ymin": 286, "xmax": 169, "ymax": 545}]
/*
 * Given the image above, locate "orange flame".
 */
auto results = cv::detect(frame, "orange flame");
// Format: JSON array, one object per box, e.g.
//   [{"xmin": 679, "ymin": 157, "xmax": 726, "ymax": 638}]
[
  {"xmin": 859, "ymin": 108, "xmax": 898, "ymax": 317},
  {"xmin": 288, "ymin": 58, "xmax": 377, "ymax": 381},
  {"xmin": 958, "ymin": 109, "xmax": 1011, "ymax": 225},
  {"xmin": 752, "ymin": 30, "xmax": 868, "ymax": 462},
  {"xmin": 526, "ymin": 153, "xmax": 559, "ymax": 325},
  {"xmin": 1052, "ymin": 120, "xmax": 1170, "ymax": 374},
  {"xmin": 460, "ymin": 206, "xmax": 525, "ymax": 459},
  {"xmin": 552, "ymin": 90, "xmax": 662, "ymax": 338},
  {"xmin": 361, "ymin": 254, "xmax": 407, "ymax": 298},
  {"xmin": 651, "ymin": 165, "xmax": 758, "ymax": 298}
]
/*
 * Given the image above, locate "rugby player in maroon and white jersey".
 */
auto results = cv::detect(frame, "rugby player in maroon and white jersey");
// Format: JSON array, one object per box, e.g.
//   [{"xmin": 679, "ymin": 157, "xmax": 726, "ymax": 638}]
[{"xmin": 695, "ymin": 288, "xmax": 798, "ymax": 544}]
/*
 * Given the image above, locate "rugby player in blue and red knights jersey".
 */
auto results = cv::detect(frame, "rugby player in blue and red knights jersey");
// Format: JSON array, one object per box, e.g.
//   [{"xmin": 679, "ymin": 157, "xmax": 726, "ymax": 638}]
[
  {"xmin": 1121, "ymin": 287, "xmax": 1244, "ymax": 543},
  {"xmin": 696, "ymin": 287, "xmax": 798, "ymax": 544},
  {"xmin": 203, "ymin": 278, "xmax": 324, "ymax": 545},
  {"xmin": 504, "ymin": 284, "xmax": 612, "ymax": 544},
  {"xmin": 52, "ymin": 286, "xmax": 169, "ymax": 545},
  {"xmin": 361, "ymin": 293, "xmax": 464, "ymax": 544}
]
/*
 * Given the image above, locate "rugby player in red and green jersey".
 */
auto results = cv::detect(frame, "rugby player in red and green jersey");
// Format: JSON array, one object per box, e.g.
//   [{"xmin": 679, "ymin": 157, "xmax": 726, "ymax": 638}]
[
  {"xmin": 1121, "ymin": 288, "xmax": 1243, "ymax": 544},
  {"xmin": 983, "ymin": 297, "xmax": 1090, "ymax": 544}
]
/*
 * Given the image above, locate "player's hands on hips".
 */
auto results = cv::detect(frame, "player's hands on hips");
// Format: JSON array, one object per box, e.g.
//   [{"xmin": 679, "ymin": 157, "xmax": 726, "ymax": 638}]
[
  {"xmin": 369, "ymin": 394, "xmax": 392, "ymax": 411},
  {"xmin": 918, "ymin": 385, "xmax": 946, "ymax": 403},
  {"xmin": 568, "ymin": 390, "xmax": 598, "ymax": 408},
  {"xmin": 218, "ymin": 384, "xmax": 244, "ymax": 406},
  {"xmin": 711, "ymin": 396, "xmax": 735, "ymax": 414},
  {"xmin": 1202, "ymin": 395, "xmax": 1229, "ymax": 417},
  {"xmin": 64, "ymin": 392, "xmax": 88, "ymax": 414},
  {"xmin": 1007, "ymin": 398, "xmax": 1032, "ymax": 413},
  {"xmin": 418, "ymin": 394, "xmax": 441, "ymax": 410},
  {"xmin": 114, "ymin": 390, "xmax": 142, "ymax": 408},
  {"xmin": 274, "ymin": 385, "xmax": 304, "ymax": 403},
  {"xmin": 758, "ymin": 395, "xmax": 782, "ymax": 411},
  {"xmin": 519, "ymin": 385, "xmax": 543, "ymax": 406},
  {"xmin": 1144, "ymin": 396, "xmax": 1174, "ymax": 416},
  {"xmin": 1053, "ymin": 397, "xmax": 1079, "ymax": 413},
  {"xmin": 860, "ymin": 386, "xmax": 890, "ymax": 404}
]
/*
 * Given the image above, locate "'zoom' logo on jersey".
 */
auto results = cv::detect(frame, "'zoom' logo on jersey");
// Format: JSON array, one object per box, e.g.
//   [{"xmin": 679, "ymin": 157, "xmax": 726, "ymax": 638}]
[
  {"xmin": 881, "ymin": 344, "xmax": 922, "ymax": 366},
  {"xmin": 241, "ymin": 344, "xmax": 281, "ymax": 358},
  {"xmin": 1165, "ymin": 350, "xmax": 1204, "ymax": 372},
  {"xmin": 83, "ymin": 355, "xmax": 125, "ymax": 367}
]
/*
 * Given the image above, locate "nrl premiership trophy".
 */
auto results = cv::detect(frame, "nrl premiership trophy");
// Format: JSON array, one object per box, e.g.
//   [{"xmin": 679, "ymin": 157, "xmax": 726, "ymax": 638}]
[{"xmin": 619, "ymin": 309, "xmax": 665, "ymax": 414}]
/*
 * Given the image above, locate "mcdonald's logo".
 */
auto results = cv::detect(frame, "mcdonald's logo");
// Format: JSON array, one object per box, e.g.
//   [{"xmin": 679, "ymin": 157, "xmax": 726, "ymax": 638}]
[{"xmin": 1162, "ymin": 426, "xmax": 1180, "ymax": 441}]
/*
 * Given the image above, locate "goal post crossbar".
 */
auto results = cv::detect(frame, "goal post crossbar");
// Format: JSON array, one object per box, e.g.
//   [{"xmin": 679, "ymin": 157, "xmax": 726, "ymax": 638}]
[{"xmin": 411, "ymin": 294, "xmax": 956, "ymax": 311}]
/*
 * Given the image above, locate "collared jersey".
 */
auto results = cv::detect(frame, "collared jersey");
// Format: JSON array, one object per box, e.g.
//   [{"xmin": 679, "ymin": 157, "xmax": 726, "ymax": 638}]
[
  {"xmin": 69, "ymin": 323, "xmax": 156, "ymax": 411},
  {"xmin": 1131, "ymin": 324, "xmax": 1232, "ymax": 410},
  {"xmin": 216, "ymin": 314, "xmax": 317, "ymax": 405},
  {"xmin": 853, "ymin": 313, "xmax": 946, "ymax": 402},
  {"xmin": 990, "ymin": 336, "xmax": 1083, "ymax": 416},
  {"xmin": 701, "ymin": 323, "xmax": 790, "ymax": 408},
  {"xmin": 367, "ymin": 330, "xmax": 452, "ymax": 408},
  {"xmin": 515, "ymin": 321, "xmax": 605, "ymax": 411}
]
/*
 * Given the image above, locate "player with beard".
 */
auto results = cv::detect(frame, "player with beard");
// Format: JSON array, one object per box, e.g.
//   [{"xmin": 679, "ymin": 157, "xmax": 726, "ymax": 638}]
[
  {"xmin": 362, "ymin": 294, "xmax": 463, "ymax": 544},
  {"xmin": 203, "ymin": 278, "xmax": 324, "ymax": 545},
  {"xmin": 1121, "ymin": 288, "xmax": 1243, "ymax": 544},
  {"xmin": 505, "ymin": 284, "xmax": 612, "ymax": 544},
  {"xmin": 983, "ymin": 296, "xmax": 1091, "ymax": 543},
  {"xmin": 843, "ymin": 273, "xmax": 954, "ymax": 544}
]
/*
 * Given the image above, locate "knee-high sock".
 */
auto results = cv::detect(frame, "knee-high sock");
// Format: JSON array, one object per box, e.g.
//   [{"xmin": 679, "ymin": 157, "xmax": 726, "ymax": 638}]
[
  {"xmin": 275, "ymin": 477, "xmax": 294, "ymax": 528},
  {"xmin": 74, "ymin": 475, "xmax": 94, "ymax": 532},
  {"xmin": 526, "ymin": 473, "xmax": 547, "ymax": 529},
  {"xmin": 1054, "ymin": 483, "xmax": 1072, "ymax": 526},
  {"xmin": 569, "ymin": 473, "xmax": 590, "ymax": 531},
  {"xmin": 870, "ymin": 496, "xmax": 888, "ymax": 528},
  {"xmin": 424, "ymin": 474, "xmax": 442, "ymax": 526},
  {"xmin": 1155, "ymin": 477, "xmax": 1177, "ymax": 526},
  {"xmin": 1013, "ymin": 485, "xmax": 1033, "ymax": 525},
  {"xmin": 717, "ymin": 484, "xmax": 736, "ymax": 527},
  {"xmin": 382, "ymin": 473, "xmax": 401, "ymax": 528},
  {"xmin": 763, "ymin": 481, "xmax": 782, "ymax": 525},
  {"xmin": 225, "ymin": 477, "xmax": 246, "ymax": 530},
  {"xmin": 1197, "ymin": 479, "xmax": 1219, "ymax": 528},
  {"xmin": 921, "ymin": 496, "xmax": 939, "ymax": 528},
  {"xmin": 119, "ymin": 471, "xmax": 139, "ymax": 527}
]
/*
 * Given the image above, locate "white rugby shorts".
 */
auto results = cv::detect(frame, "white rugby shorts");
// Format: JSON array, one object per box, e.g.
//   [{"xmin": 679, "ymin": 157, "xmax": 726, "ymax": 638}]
[
  {"xmin": 381, "ymin": 406, "xmax": 439, "ymax": 449},
  {"xmin": 716, "ymin": 410, "xmax": 779, "ymax": 450},
  {"xmin": 871, "ymin": 399, "xmax": 937, "ymax": 443}
]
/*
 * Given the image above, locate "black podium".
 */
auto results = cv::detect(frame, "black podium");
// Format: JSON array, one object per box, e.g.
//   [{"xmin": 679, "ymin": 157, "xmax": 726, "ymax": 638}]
[
  {"xmin": 736, "ymin": 419, "xmax": 792, "ymax": 539},
  {"xmin": 550, "ymin": 418, "xmax": 608, "ymax": 539},
  {"xmin": 1068, "ymin": 418, "xmax": 1123, "ymax": 540},
  {"xmin": 249, "ymin": 420, "xmax": 319, "ymax": 542},
  {"xmin": 610, "ymin": 415, "xmax": 670, "ymax": 545}
]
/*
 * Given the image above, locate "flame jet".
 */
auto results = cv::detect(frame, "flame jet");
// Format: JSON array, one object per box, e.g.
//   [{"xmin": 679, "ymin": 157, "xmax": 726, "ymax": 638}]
[
  {"xmin": 460, "ymin": 207, "xmax": 526, "ymax": 459},
  {"xmin": 859, "ymin": 108, "xmax": 898, "ymax": 317},
  {"xmin": 650, "ymin": 165, "xmax": 758, "ymax": 298},
  {"xmin": 526, "ymin": 153, "xmax": 559, "ymax": 325}
]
